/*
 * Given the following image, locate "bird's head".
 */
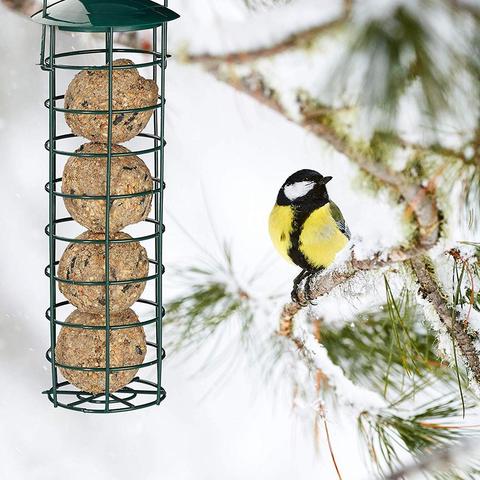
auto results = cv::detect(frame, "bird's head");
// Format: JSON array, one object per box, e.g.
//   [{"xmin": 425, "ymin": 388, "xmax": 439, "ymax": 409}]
[{"xmin": 276, "ymin": 169, "xmax": 332, "ymax": 206}]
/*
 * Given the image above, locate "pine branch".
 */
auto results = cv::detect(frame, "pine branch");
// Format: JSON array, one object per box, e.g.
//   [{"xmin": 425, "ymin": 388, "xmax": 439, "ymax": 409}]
[
  {"xmin": 278, "ymin": 308, "xmax": 480, "ymax": 477},
  {"xmin": 410, "ymin": 255, "xmax": 480, "ymax": 385},
  {"xmin": 185, "ymin": 0, "xmax": 352, "ymax": 64},
  {"xmin": 277, "ymin": 312, "xmax": 386, "ymax": 410},
  {"xmin": 164, "ymin": 246, "xmax": 256, "ymax": 354},
  {"xmin": 318, "ymin": 287, "xmax": 455, "ymax": 397},
  {"xmin": 360, "ymin": 394, "xmax": 478, "ymax": 478}
]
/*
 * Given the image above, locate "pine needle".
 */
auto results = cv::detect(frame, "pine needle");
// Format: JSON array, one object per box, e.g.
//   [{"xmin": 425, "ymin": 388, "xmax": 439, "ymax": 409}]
[{"xmin": 320, "ymin": 286, "xmax": 454, "ymax": 399}]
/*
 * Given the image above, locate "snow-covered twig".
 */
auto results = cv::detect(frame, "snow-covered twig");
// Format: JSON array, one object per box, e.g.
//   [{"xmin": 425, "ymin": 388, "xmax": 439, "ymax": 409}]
[
  {"xmin": 278, "ymin": 311, "xmax": 386, "ymax": 413},
  {"xmin": 411, "ymin": 255, "xmax": 480, "ymax": 385},
  {"xmin": 185, "ymin": 0, "xmax": 352, "ymax": 64}
]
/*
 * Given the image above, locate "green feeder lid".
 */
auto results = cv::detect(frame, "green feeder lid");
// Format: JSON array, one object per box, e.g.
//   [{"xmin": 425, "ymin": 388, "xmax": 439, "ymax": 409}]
[{"xmin": 31, "ymin": 0, "xmax": 180, "ymax": 32}]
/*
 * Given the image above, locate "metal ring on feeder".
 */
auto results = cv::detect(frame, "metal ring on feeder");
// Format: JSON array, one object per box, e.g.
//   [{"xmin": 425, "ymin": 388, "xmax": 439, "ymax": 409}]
[
  {"xmin": 43, "ymin": 378, "xmax": 166, "ymax": 414},
  {"xmin": 45, "ymin": 299, "xmax": 166, "ymax": 331},
  {"xmin": 45, "ymin": 94, "xmax": 165, "ymax": 114},
  {"xmin": 44, "ymin": 218, "xmax": 166, "ymax": 244},
  {"xmin": 43, "ymin": 48, "xmax": 170, "ymax": 71},
  {"xmin": 44, "ymin": 132, "xmax": 166, "ymax": 158}
]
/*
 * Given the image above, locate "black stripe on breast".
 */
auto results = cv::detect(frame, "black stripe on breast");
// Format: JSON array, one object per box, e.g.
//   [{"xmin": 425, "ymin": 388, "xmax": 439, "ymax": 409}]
[{"xmin": 288, "ymin": 198, "xmax": 328, "ymax": 271}]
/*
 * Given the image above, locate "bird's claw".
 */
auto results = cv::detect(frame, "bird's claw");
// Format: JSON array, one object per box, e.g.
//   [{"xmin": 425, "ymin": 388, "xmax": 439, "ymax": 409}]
[
  {"xmin": 291, "ymin": 290, "xmax": 309, "ymax": 307},
  {"xmin": 291, "ymin": 272, "xmax": 318, "ymax": 307},
  {"xmin": 290, "ymin": 285, "xmax": 302, "ymax": 305},
  {"xmin": 291, "ymin": 284, "xmax": 309, "ymax": 307}
]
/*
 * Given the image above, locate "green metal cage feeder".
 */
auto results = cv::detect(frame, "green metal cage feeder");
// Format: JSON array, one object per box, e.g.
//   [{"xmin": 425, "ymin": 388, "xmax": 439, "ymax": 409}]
[{"xmin": 31, "ymin": 0, "xmax": 179, "ymax": 413}]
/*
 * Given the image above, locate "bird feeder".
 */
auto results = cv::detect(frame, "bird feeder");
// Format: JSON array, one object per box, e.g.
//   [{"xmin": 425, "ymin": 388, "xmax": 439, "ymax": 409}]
[{"xmin": 31, "ymin": 0, "xmax": 179, "ymax": 413}]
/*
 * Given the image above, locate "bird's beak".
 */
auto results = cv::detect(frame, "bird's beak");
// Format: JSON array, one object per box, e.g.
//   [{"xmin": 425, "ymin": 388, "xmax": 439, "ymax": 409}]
[{"xmin": 321, "ymin": 176, "xmax": 333, "ymax": 184}]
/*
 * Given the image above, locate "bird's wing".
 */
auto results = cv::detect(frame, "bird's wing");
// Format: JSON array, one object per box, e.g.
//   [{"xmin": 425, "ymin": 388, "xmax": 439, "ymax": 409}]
[{"xmin": 329, "ymin": 201, "xmax": 351, "ymax": 240}]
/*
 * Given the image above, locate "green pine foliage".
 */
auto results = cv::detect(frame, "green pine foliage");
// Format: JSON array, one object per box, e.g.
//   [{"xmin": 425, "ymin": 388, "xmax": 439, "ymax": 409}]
[
  {"xmin": 359, "ymin": 394, "xmax": 480, "ymax": 479},
  {"xmin": 165, "ymin": 244, "xmax": 255, "ymax": 353},
  {"xmin": 319, "ymin": 282, "xmax": 455, "ymax": 399},
  {"xmin": 332, "ymin": 1, "xmax": 480, "ymax": 125}
]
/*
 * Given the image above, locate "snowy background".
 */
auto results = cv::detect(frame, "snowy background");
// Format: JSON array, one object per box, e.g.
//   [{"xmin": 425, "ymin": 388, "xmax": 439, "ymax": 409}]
[{"xmin": 0, "ymin": 1, "xmax": 472, "ymax": 479}]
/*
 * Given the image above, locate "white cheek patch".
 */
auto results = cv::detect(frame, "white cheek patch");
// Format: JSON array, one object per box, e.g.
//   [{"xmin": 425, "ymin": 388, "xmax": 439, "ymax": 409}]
[{"xmin": 284, "ymin": 181, "xmax": 315, "ymax": 201}]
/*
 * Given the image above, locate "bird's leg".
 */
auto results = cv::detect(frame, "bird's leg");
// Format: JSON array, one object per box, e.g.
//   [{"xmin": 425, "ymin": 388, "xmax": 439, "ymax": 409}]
[{"xmin": 291, "ymin": 269, "xmax": 309, "ymax": 305}]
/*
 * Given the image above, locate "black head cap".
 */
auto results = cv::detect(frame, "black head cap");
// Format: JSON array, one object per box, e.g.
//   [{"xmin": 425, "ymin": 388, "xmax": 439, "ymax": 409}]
[
  {"xmin": 277, "ymin": 169, "xmax": 332, "ymax": 206},
  {"xmin": 283, "ymin": 169, "xmax": 331, "ymax": 185}
]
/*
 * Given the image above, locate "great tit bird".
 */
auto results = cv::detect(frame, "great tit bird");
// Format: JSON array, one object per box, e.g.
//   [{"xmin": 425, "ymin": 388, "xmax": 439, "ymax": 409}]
[{"xmin": 269, "ymin": 169, "xmax": 351, "ymax": 302}]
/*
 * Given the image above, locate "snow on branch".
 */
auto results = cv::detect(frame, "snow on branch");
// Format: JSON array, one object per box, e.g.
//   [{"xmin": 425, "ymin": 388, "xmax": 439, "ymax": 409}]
[
  {"xmin": 411, "ymin": 255, "xmax": 480, "ymax": 385},
  {"xmin": 278, "ymin": 310, "xmax": 385, "ymax": 412},
  {"xmin": 185, "ymin": 0, "xmax": 352, "ymax": 64}
]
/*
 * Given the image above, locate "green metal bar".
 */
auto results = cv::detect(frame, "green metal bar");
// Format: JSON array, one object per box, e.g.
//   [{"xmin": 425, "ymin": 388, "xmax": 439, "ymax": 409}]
[
  {"xmin": 159, "ymin": 0, "xmax": 169, "ymax": 404},
  {"xmin": 39, "ymin": 1, "xmax": 50, "ymax": 70},
  {"xmin": 44, "ymin": 48, "xmax": 166, "ymax": 71},
  {"xmin": 44, "ymin": 95, "xmax": 164, "ymax": 114},
  {"xmin": 44, "ymin": 218, "xmax": 165, "ymax": 245},
  {"xmin": 46, "ymin": 178, "xmax": 164, "ymax": 199},
  {"xmin": 109, "ymin": 393, "xmax": 135, "ymax": 408},
  {"xmin": 76, "ymin": 390, "xmax": 137, "ymax": 403},
  {"xmin": 159, "ymin": 12, "xmax": 169, "ymax": 403},
  {"xmin": 153, "ymin": 26, "xmax": 162, "ymax": 405},
  {"xmin": 104, "ymin": 28, "xmax": 114, "ymax": 412},
  {"xmin": 105, "ymin": 32, "xmax": 109, "ymax": 64},
  {"xmin": 48, "ymin": 25, "xmax": 58, "ymax": 407},
  {"xmin": 39, "ymin": 25, "xmax": 47, "ymax": 68},
  {"xmin": 46, "ymin": 261, "xmax": 158, "ymax": 285},
  {"xmin": 46, "ymin": 396, "xmax": 162, "ymax": 414},
  {"xmin": 43, "ymin": 378, "xmax": 165, "ymax": 413},
  {"xmin": 45, "ymin": 300, "xmax": 164, "ymax": 331},
  {"xmin": 67, "ymin": 393, "xmax": 102, "ymax": 408},
  {"xmin": 47, "ymin": 347, "xmax": 160, "ymax": 372},
  {"xmin": 45, "ymin": 132, "xmax": 165, "ymax": 158},
  {"xmin": 47, "ymin": 314, "xmax": 162, "ymax": 332}
]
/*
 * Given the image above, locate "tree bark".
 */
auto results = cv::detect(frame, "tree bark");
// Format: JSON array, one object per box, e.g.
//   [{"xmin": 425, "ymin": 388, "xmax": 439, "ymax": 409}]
[{"xmin": 410, "ymin": 255, "xmax": 480, "ymax": 384}]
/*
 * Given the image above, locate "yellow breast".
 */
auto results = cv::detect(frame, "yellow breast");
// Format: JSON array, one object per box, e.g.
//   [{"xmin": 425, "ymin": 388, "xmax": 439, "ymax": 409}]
[
  {"xmin": 269, "ymin": 205, "xmax": 294, "ymax": 264},
  {"xmin": 299, "ymin": 204, "xmax": 348, "ymax": 269}
]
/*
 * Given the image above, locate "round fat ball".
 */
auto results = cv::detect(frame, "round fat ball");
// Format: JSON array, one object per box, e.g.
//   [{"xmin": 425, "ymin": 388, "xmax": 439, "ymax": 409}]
[
  {"xmin": 62, "ymin": 143, "xmax": 153, "ymax": 233},
  {"xmin": 58, "ymin": 231, "xmax": 149, "ymax": 314},
  {"xmin": 56, "ymin": 308, "xmax": 147, "ymax": 394},
  {"xmin": 65, "ymin": 59, "xmax": 158, "ymax": 143}
]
